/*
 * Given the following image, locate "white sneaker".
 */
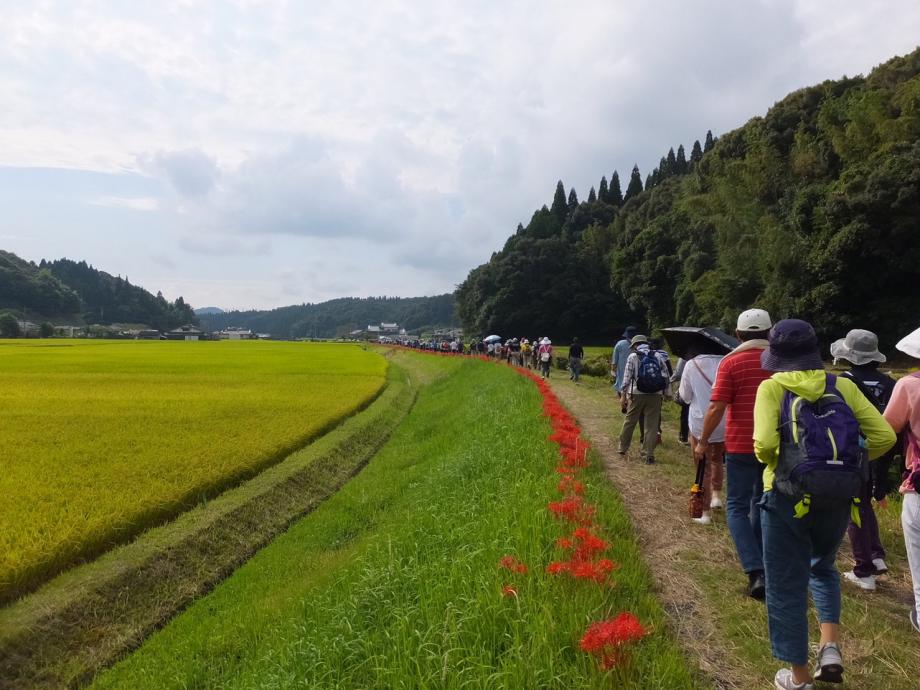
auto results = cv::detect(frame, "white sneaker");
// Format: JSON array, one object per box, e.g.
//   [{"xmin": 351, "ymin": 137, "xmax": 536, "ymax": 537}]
[
  {"xmin": 692, "ymin": 512, "xmax": 712, "ymax": 525},
  {"xmin": 710, "ymin": 493, "xmax": 723, "ymax": 509},
  {"xmin": 843, "ymin": 571, "xmax": 876, "ymax": 591},
  {"xmin": 873, "ymin": 558, "xmax": 888, "ymax": 574},
  {"xmin": 774, "ymin": 668, "xmax": 813, "ymax": 690}
]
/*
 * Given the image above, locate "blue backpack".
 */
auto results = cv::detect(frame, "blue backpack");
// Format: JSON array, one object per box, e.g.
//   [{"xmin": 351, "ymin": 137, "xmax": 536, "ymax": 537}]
[
  {"xmin": 636, "ymin": 350, "xmax": 669, "ymax": 393},
  {"xmin": 774, "ymin": 374, "xmax": 868, "ymax": 506}
]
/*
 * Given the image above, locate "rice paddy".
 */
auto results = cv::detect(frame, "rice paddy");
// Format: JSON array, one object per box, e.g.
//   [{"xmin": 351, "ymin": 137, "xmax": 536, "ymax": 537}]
[{"xmin": 0, "ymin": 340, "xmax": 386, "ymax": 602}]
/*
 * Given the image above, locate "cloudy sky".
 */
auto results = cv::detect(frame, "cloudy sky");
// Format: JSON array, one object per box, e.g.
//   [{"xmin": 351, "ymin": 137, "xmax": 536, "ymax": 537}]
[{"xmin": 2, "ymin": 1, "xmax": 918, "ymax": 310}]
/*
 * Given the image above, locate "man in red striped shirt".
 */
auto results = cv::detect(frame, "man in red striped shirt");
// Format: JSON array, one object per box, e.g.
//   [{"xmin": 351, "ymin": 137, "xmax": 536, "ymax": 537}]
[{"xmin": 695, "ymin": 308, "xmax": 773, "ymax": 600}]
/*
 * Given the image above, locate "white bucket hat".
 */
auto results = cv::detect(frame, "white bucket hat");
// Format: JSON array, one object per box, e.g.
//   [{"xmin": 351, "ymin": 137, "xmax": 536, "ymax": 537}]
[
  {"xmin": 736, "ymin": 308, "xmax": 772, "ymax": 332},
  {"xmin": 830, "ymin": 329, "xmax": 886, "ymax": 365},
  {"xmin": 541, "ymin": 337, "xmax": 551, "ymax": 345},
  {"xmin": 896, "ymin": 325, "xmax": 920, "ymax": 360}
]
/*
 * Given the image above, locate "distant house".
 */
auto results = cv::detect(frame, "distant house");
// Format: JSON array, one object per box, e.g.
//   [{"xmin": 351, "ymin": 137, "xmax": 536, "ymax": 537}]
[
  {"xmin": 218, "ymin": 328, "xmax": 255, "ymax": 340},
  {"xmin": 380, "ymin": 322, "xmax": 398, "ymax": 333},
  {"xmin": 16, "ymin": 321, "xmax": 41, "ymax": 337},
  {"xmin": 136, "ymin": 329, "xmax": 162, "ymax": 340},
  {"xmin": 366, "ymin": 325, "xmax": 381, "ymax": 333},
  {"xmin": 167, "ymin": 325, "xmax": 206, "ymax": 341}
]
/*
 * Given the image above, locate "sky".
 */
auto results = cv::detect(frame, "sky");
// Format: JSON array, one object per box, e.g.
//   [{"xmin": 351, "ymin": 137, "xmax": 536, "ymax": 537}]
[{"xmin": 1, "ymin": 1, "xmax": 919, "ymax": 311}]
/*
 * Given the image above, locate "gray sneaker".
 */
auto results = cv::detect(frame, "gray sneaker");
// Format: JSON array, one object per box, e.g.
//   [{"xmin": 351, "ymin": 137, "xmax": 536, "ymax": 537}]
[
  {"xmin": 813, "ymin": 641, "xmax": 843, "ymax": 683},
  {"xmin": 774, "ymin": 669, "xmax": 813, "ymax": 690}
]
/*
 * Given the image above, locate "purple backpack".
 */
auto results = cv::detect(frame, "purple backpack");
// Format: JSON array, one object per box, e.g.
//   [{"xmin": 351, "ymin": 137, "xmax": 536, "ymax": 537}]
[{"xmin": 774, "ymin": 373, "xmax": 869, "ymax": 502}]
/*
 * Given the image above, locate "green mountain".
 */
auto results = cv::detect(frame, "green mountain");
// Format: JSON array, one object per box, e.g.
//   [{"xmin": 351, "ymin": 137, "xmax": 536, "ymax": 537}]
[
  {"xmin": 198, "ymin": 295, "xmax": 458, "ymax": 338},
  {"xmin": 0, "ymin": 250, "xmax": 81, "ymax": 319},
  {"xmin": 41, "ymin": 258, "xmax": 198, "ymax": 330},
  {"xmin": 457, "ymin": 48, "xmax": 920, "ymax": 348},
  {"xmin": 0, "ymin": 250, "xmax": 197, "ymax": 330}
]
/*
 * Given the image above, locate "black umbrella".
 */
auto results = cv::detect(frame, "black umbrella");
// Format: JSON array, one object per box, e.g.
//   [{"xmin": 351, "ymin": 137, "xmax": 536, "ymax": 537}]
[{"xmin": 661, "ymin": 326, "xmax": 739, "ymax": 360}]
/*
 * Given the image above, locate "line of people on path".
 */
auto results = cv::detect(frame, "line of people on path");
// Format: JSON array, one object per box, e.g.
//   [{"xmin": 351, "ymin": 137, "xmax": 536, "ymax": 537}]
[{"xmin": 610, "ymin": 309, "xmax": 920, "ymax": 690}]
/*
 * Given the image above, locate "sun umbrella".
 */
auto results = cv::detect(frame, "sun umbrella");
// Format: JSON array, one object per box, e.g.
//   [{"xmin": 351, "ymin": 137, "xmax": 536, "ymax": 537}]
[
  {"xmin": 661, "ymin": 326, "xmax": 738, "ymax": 360},
  {"xmin": 483, "ymin": 334, "xmax": 502, "ymax": 343}
]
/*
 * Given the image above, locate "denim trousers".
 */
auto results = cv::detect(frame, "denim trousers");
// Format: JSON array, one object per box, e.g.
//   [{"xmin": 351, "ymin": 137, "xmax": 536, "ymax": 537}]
[
  {"xmin": 760, "ymin": 490, "xmax": 850, "ymax": 666},
  {"xmin": 725, "ymin": 454, "xmax": 764, "ymax": 573}
]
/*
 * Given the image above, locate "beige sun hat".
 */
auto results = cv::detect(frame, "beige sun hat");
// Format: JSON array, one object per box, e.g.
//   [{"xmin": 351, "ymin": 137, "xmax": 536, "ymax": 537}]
[{"xmin": 830, "ymin": 329, "xmax": 886, "ymax": 366}]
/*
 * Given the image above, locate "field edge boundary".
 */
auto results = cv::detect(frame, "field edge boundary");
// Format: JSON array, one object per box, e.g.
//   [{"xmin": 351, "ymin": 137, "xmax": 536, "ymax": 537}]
[{"xmin": 0, "ymin": 352, "xmax": 436, "ymax": 690}]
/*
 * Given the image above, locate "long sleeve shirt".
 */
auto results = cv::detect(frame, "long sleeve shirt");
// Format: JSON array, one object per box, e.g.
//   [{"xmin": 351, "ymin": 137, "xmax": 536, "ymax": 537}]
[{"xmin": 620, "ymin": 346, "xmax": 671, "ymax": 396}]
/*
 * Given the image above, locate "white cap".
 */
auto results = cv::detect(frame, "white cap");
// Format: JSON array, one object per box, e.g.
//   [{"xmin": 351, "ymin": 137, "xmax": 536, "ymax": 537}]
[
  {"xmin": 737, "ymin": 308, "xmax": 772, "ymax": 332},
  {"xmin": 896, "ymin": 325, "xmax": 920, "ymax": 359}
]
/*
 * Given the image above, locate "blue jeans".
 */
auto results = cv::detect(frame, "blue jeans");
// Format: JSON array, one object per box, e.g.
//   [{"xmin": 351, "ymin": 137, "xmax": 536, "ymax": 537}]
[
  {"xmin": 725, "ymin": 454, "xmax": 764, "ymax": 574},
  {"xmin": 760, "ymin": 490, "xmax": 850, "ymax": 665}
]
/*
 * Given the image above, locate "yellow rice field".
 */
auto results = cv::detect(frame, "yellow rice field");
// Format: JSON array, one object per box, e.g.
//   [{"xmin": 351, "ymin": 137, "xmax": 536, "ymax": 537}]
[{"xmin": 0, "ymin": 340, "xmax": 387, "ymax": 601}]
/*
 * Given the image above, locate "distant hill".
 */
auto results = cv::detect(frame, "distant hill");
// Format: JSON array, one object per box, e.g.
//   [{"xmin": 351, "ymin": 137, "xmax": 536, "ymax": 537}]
[
  {"xmin": 41, "ymin": 258, "xmax": 198, "ymax": 330},
  {"xmin": 194, "ymin": 307, "xmax": 226, "ymax": 316},
  {"xmin": 199, "ymin": 295, "xmax": 458, "ymax": 338},
  {"xmin": 0, "ymin": 250, "xmax": 198, "ymax": 330},
  {"xmin": 0, "ymin": 250, "xmax": 81, "ymax": 319}
]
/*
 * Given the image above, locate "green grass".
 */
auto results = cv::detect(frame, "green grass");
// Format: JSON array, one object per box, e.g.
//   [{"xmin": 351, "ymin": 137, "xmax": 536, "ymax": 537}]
[
  {"xmin": 0, "ymin": 340, "xmax": 386, "ymax": 602},
  {"xmin": 92, "ymin": 355, "xmax": 696, "ymax": 689}
]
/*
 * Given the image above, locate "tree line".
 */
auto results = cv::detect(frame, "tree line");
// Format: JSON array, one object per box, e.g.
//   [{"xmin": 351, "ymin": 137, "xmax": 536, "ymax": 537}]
[
  {"xmin": 0, "ymin": 251, "xmax": 197, "ymax": 331},
  {"xmin": 456, "ymin": 48, "xmax": 920, "ymax": 348}
]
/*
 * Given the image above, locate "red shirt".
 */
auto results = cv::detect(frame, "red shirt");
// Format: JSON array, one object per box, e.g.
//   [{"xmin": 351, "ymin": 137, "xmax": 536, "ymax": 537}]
[{"xmin": 710, "ymin": 346, "xmax": 771, "ymax": 454}]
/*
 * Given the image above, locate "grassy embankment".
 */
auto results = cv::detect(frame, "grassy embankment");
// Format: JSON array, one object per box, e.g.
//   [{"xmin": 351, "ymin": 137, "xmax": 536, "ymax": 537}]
[
  {"xmin": 0, "ymin": 340, "xmax": 386, "ymax": 602},
  {"xmin": 93, "ymin": 354, "xmax": 698, "ymax": 689}
]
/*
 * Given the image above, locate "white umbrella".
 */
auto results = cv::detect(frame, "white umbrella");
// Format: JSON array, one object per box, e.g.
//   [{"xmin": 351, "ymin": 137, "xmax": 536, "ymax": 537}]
[{"xmin": 483, "ymin": 334, "xmax": 502, "ymax": 343}]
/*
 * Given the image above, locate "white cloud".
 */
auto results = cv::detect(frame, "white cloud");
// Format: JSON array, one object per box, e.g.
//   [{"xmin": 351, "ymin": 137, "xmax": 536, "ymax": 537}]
[
  {"xmin": 89, "ymin": 195, "xmax": 160, "ymax": 211},
  {"xmin": 0, "ymin": 1, "xmax": 918, "ymax": 309}
]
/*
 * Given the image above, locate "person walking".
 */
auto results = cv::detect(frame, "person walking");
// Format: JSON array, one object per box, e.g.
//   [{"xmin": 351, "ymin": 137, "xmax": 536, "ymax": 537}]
[
  {"xmin": 679, "ymin": 348, "xmax": 726, "ymax": 524},
  {"xmin": 538, "ymin": 338, "xmax": 553, "ymax": 379},
  {"xmin": 568, "ymin": 337, "xmax": 584, "ymax": 382},
  {"xmin": 830, "ymin": 329, "xmax": 897, "ymax": 591},
  {"xmin": 695, "ymin": 308, "xmax": 773, "ymax": 600},
  {"xmin": 612, "ymin": 326, "xmax": 637, "ymax": 396},
  {"xmin": 882, "ymin": 325, "xmax": 920, "ymax": 635},
  {"xmin": 618, "ymin": 335, "xmax": 671, "ymax": 464},
  {"xmin": 521, "ymin": 339, "xmax": 532, "ymax": 368},
  {"xmin": 672, "ymin": 357, "xmax": 691, "ymax": 445},
  {"xmin": 753, "ymin": 319, "xmax": 895, "ymax": 689}
]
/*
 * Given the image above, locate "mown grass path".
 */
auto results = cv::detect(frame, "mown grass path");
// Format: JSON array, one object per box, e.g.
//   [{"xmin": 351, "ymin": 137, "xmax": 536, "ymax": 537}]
[
  {"xmin": 90, "ymin": 354, "xmax": 697, "ymax": 689},
  {"xmin": 547, "ymin": 374, "xmax": 919, "ymax": 690}
]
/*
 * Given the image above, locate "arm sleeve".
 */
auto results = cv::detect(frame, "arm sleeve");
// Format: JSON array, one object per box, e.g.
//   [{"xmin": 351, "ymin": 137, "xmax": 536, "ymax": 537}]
[
  {"xmin": 621, "ymin": 353, "xmax": 635, "ymax": 392},
  {"xmin": 710, "ymin": 357, "xmax": 732, "ymax": 404},
  {"xmin": 752, "ymin": 380, "xmax": 782, "ymax": 466},
  {"xmin": 678, "ymin": 369, "xmax": 693, "ymax": 405},
  {"xmin": 838, "ymin": 377, "xmax": 897, "ymax": 460}
]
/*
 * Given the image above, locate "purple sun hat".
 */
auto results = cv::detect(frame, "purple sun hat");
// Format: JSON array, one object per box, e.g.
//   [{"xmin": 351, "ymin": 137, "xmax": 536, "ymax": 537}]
[{"xmin": 761, "ymin": 319, "xmax": 824, "ymax": 372}]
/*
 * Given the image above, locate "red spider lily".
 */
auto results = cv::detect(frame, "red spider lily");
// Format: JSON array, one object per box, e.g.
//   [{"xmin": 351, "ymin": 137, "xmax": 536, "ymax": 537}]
[
  {"xmin": 556, "ymin": 537, "xmax": 573, "ymax": 550},
  {"xmin": 579, "ymin": 613, "xmax": 649, "ymax": 669},
  {"xmin": 501, "ymin": 584, "xmax": 518, "ymax": 598},
  {"xmin": 546, "ymin": 561, "xmax": 570, "ymax": 575},
  {"xmin": 555, "ymin": 464, "xmax": 577, "ymax": 475},
  {"xmin": 569, "ymin": 558, "xmax": 616, "ymax": 583},
  {"xmin": 498, "ymin": 555, "xmax": 528, "ymax": 574},
  {"xmin": 547, "ymin": 496, "xmax": 596, "ymax": 525},
  {"xmin": 557, "ymin": 475, "xmax": 586, "ymax": 495}
]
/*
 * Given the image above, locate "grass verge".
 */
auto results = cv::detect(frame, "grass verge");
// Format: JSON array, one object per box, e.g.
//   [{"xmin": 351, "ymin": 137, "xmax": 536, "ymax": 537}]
[
  {"xmin": 0, "ymin": 351, "xmax": 434, "ymax": 690},
  {"xmin": 92, "ymin": 354, "xmax": 696, "ymax": 689}
]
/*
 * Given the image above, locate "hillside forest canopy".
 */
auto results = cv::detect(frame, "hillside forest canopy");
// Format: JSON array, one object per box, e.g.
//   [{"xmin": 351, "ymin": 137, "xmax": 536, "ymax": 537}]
[{"xmin": 456, "ymin": 48, "xmax": 920, "ymax": 349}]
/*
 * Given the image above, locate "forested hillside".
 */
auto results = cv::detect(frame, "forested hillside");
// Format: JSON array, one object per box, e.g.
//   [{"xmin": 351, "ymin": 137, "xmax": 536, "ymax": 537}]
[
  {"xmin": 457, "ymin": 48, "xmax": 920, "ymax": 347},
  {"xmin": 0, "ymin": 251, "xmax": 81, "ymax": 318},
  {"xmin": 198, "ymin": 294, "xmax": 457, "ymax": 338},
  {"xmin": 0, "ymin": 251, "xmax": 198, "ymax": 329}
]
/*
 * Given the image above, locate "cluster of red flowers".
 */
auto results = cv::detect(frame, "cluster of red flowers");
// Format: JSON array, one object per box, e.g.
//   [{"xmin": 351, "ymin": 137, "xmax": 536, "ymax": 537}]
[
  {"xmin": 393, "ymin": 344, "xmax": 649, "ymax": 670},
  {"xmin": 498, "ymin": 555, "xmax": 528, "ymax": 574},
  {"xmin": 579, "ymin": 613, "xmax": 650, "ymax": 669}
]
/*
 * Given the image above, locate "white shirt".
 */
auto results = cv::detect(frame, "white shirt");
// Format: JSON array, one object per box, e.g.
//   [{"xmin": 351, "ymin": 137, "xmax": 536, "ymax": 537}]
[{"xmin": 678, "ymin": 354, "xmax": 726, "ymax": 442}]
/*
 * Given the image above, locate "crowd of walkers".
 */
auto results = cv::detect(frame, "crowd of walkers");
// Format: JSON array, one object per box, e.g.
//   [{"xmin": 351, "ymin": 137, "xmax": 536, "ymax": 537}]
[{"xmin": 608, "ymin": 309, "xmax": 920, "ymax": 690}]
